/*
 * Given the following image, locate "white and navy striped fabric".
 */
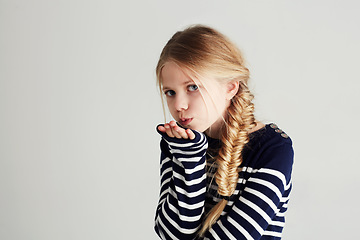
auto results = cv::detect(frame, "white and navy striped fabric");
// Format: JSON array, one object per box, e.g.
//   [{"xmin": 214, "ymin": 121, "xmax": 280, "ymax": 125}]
[{"xmin": 154, "ymin": 123, "xmax": 294, "ymax": 240}]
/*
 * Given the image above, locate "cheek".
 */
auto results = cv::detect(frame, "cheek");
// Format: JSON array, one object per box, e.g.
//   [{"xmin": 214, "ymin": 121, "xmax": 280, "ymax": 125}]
[
  {"xmin": 192, "ymin": 96, "xmax": 208, "ymax": 113},
  {"xmin": 166, "ymin": 100, "xmax": 179, "ymax": 119},
  {"xmin": 208, "ymin": 97, "xmax": 229, "ymax": 118},
  {"xmin": 167, "ymin": 101, "xmax": 175, "ymax": 112},
  {"xmin": 165, "ymin": 98, "xmax": 172, "ymax": 108}
]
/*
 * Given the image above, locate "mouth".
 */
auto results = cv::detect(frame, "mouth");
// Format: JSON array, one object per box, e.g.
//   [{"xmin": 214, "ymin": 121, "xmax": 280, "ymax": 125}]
[{"xmin": 179, "ymin": 118, "xmax": 193, "ymax": 126}]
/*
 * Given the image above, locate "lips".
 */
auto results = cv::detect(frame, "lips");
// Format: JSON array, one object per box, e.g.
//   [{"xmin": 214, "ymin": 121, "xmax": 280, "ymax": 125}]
[{"xmin": 179, "ymin": 118, "xmax": 193, "ymax": 126}]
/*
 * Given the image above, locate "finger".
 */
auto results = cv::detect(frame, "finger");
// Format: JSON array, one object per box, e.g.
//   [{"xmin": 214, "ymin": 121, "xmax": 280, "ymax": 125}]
[
  {"xmin": 157, "ymin": 125, "xmax": 166, "ymax": 132},
  {"xmin": 169, "ymin": 120, "xmax": 177, "ymax": 128},
  {"xmin": 164, "ymin": 124, "xmax": 174, "ymax": 138},
  {"xmin": 168, "ymin": 121, "xmax": 183, "ymax": 139},
  {"xmin": 170, "ymin": 125, "xmax": 183, "ymax": 139},
  {"xmin": 170, "ymin": 121, "xmax": 188, "ymax": 139},
  {"xmin": 186, "ymin": 129, "xmax": 196, "ymax": 140},
  {"xmin": 173, "ymin": 125, "xmax": 188, "ymax": 139}
]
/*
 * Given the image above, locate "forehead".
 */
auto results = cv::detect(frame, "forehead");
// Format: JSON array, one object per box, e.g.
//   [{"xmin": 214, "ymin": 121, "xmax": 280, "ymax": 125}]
[
  {"xmin": 161, "ymin": 62, "xmax": 194, "ymax": 88},
  {"xmin": 160, "ymin": 61, "xmax": 225, "ymax": 94}
]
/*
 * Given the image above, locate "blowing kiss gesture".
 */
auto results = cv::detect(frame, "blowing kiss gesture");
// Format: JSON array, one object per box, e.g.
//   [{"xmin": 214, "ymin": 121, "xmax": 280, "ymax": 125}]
[{"xmin": 157, "ymin": 120, "xmax": 195, "ymax": 140}]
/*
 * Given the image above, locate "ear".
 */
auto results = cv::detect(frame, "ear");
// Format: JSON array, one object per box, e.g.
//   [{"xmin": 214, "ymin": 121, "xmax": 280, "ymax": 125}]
[{"xmin": 225, "ymin": 81, "xmax": 239, "ymax": 100}]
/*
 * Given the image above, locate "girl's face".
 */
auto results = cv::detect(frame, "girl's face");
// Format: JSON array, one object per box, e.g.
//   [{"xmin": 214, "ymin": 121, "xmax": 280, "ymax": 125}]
[{"xmin": 161, "ymin": 61, "xmax": 233, "ymax": 138}]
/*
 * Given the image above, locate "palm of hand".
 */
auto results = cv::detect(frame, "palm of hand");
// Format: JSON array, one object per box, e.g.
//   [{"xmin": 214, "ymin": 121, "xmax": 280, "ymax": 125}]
[{"xmin": 157, "ymin": 120, "xmax": 195, "ymax": 140}]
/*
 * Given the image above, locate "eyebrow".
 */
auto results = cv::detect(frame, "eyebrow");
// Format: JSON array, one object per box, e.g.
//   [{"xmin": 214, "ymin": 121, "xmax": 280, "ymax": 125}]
[{"xmin": 162, "ymin": 80, "xmax": 194, "ymax": 91}]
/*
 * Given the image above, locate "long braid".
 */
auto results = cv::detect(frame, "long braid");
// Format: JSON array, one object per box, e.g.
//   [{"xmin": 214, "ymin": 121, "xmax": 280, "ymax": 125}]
[{"xmin": 198, "ymin": 82, "xmax": 256, "ymax": 237}]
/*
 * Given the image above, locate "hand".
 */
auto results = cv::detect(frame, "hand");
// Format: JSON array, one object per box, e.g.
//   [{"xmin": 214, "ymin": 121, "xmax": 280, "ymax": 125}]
[{"xmin": 157, "ymin": 120, "xmax": 195, "ymax": 140}]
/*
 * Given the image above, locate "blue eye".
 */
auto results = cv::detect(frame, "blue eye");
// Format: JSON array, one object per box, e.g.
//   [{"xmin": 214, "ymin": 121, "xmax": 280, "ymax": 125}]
[
  {"xmin": 165, "ymin": 90, "xmax": 175, "ymax": 97},
  {"xmin": 188, "ymin": 85, "xmax": 198, "ymax": 91}
]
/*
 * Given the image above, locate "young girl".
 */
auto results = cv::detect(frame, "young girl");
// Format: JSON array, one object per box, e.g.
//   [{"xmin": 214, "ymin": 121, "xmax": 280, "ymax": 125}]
[{"xmin": 154, "ymin": 25, "xmax": 294, "ymax": 240}]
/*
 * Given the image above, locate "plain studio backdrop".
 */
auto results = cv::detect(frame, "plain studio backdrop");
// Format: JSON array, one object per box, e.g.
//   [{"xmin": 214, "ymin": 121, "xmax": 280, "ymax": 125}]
[{"xmin": 1, "ymin": 0, "xmax": 359, "ymax": 239}]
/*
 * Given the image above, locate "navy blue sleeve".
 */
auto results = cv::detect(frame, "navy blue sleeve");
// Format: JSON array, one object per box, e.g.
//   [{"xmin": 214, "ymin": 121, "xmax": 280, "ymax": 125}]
[{"xmin": 154, "ymin": 125, "xmax": 208, "ymax": 240}]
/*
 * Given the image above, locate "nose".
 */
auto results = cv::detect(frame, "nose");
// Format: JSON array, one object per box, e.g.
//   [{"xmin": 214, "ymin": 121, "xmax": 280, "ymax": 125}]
[{"xmin": 174, "ymin": 95, "xmax": 188, "ymax": 112}]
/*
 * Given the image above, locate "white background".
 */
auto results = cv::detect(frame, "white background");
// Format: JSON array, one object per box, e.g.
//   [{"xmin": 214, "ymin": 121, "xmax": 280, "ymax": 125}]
[{"xmin": 1, "ymin": 0, "xmax": 359, "ymax": 239}]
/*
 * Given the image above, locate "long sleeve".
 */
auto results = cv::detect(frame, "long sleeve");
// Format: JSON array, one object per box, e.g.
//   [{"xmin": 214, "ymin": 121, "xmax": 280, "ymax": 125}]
[
  {"xmin": 154, "ymin": 127, "xmax": 208, "ymax": 240},
  {"xmin": 204, "ymin": 135, "xmax": 294, "ymax": 240}
]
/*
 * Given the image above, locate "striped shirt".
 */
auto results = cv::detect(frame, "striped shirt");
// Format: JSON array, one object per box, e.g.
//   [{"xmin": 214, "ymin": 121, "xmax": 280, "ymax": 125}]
[{"xmin": 154, "ymin": 123, "xmax": 294, "ymax": 240}]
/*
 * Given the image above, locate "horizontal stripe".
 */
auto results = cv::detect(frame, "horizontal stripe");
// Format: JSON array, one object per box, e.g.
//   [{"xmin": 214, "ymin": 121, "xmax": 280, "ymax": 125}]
[
  {"xmin": 182, "ymin": 161, "xmax": 206, "ymax": 174},
  {"xmin": 173, "ymin": 171, "xmax": 206, "ymax": 186},
  {"xmin": 245, "ymin": 188, "xmax": 277, "ymax": 212},
  {"xmin": 241, "ymin": 197, "xmax": 271, "ymax": 223},
  {"xmin": 276, "ymin": 212, "xmax": 286, "ymax": 217},
  {"xmin": 159, "ymin": 186, "xmax": 169, "ymax": 200},
  {"xmin": 160, "ymin": 166, "xmax": 172, "ymax": 179},
  {"xmin": 233, "ymin": 205, "xmax": 263, "ymax": 236},
  {"xmin": 248, "ymin": 178, "xmax": 282, "ymax": 200},
  {"xmin": 285, "ymin": 180, "xmax": 292, "ymax": 190},
  {"xmin": 168, "ymin": 188, "xmax": 205, "ymax": 210},
  {"xmin": 258, "ymin": 168, "xmax": 287, "ymax": 188},
  {"xmin": 269, "ymin": 220, "xmax": 285, "ymax": 227},
  {"xmin": 174, "ymin": 184, "xmax": 206, "ymax": 198},
  {"xmin": 165, "ymin": 134, "xmax": 206, "ymax": 148},
  {"xmin": 159, "ymin": 197, "xmax": 166, "ymax": 206},
  {"xmin": 167, "ymin": 202, "xmax": 204, "ymax": 222},
  {"xmin": 208, "ymin": 228, "xmax": 221, "ymax": 240},
  {"xmin": 218, "ymin": 220, "xmax": 236, "ymax": 240},
  {"xmin": 161, "ymin": 202, "xmax": 200, "ymax": 234},
  {"xmin": 161, "ymin": 156, "xmax": 171, "ymax": 165},
  {"xmin": 177, "ymin": 156, "xmax": 207, "ymax": 163},
  {"xmin": 227, "ymin": 216, "xmax": 254, "ymax": 240},
  {"xmin": 160, "ymin": 175, "xmax": 171, "ymax": 190},
  {"xmin": 169, "ymin": 144, "xmax": 208, "ymax": 155},
  {"xmin": 156, "ymin": 217, "xmax": 180, "ymax": 240},
  {"xmin": 263, "ymin": 230, "xmax": 282, "ymax": 237}
]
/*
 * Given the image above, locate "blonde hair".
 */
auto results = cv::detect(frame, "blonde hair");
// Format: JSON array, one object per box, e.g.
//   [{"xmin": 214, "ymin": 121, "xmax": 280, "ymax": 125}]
[{"xmin": 156, "ymin": 25, "xmax": 256, "ymax": 237}]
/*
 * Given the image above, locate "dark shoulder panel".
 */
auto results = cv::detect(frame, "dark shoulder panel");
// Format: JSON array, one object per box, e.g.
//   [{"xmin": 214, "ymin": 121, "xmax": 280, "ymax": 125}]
[{"xmin": 242, "ymin": 123, "xmax": 294, "ymax": 177}]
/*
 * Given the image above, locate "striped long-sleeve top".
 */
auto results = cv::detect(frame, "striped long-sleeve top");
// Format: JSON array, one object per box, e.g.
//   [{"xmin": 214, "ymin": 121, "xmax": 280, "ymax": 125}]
[{"xmin": 154, "ymin": 123, "xmax": 294, "ymax": 240}]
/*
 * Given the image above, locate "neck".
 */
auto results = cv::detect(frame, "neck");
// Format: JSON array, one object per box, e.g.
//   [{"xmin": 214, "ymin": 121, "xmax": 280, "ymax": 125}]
[
  {"xmin": 248, "ymin": 121, "xmax": 265, "ymax": 134},
  {"xmin": 205, "ymin": 120, "xmax": 263, "ymax": 139},
  {"xmin": 205, "ymin": 118, "xmax": 226, "ymax": 139}
]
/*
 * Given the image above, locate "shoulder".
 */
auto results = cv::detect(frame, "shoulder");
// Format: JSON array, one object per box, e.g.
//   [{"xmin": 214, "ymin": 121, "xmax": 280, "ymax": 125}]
[
  {"xmin": 248, "ymin": 123, "xmax": 293, "ymax": 151},
  {"xmin": 244, "ymin": 123, "xmax": 294, "ymax": 180}
]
